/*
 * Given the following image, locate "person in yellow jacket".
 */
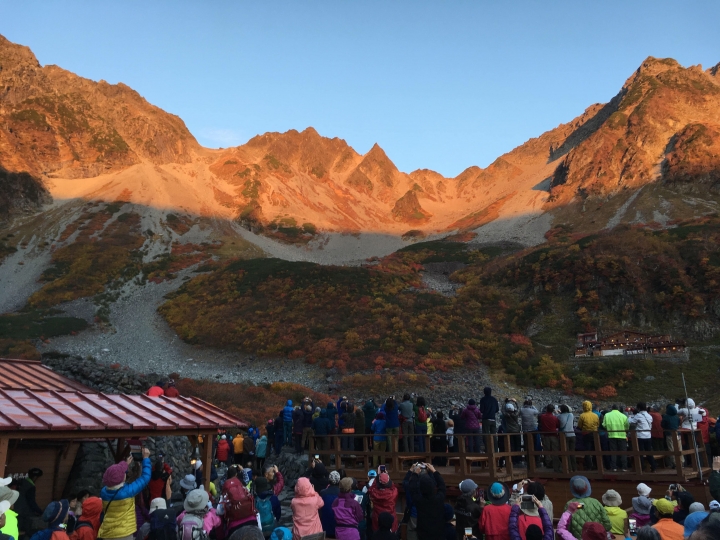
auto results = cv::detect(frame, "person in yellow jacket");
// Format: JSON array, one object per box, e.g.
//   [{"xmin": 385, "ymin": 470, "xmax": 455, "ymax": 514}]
[
  {"xmin": 602, "ymin": 405, "xmax": 629, "ymax": 471},
  {"xmin": 232, "ymin": 433, "xmax": 244, "ymax": 465},
  {"xmin": 0, "ymin": 482, "xmax": 19, "ymax": 540},
  {"xmin": 98, "ymin": 448, "xmax": 151, "ymax": 540},
  {"xmin": 577, "ymin": 401, "xmax": 599, "ymax": 471}
]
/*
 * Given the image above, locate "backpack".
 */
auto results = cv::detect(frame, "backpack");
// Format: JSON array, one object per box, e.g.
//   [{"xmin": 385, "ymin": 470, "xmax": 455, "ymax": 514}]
[
  {"xmin": 149, "ymin": 509, "xmax": 178, "ymax": 540},
  {"xmin": 222, "ymin": 477, "xmax": 256, "ymax": 522},
  {"xmin": 179, "ymin": 513, "xmax": 207, "ymax": 540},
  {"xmin": 417, "ymin": 407, "xmax": 427, "ymax": 424},
  {"xmin": 255, "ymin": 495, "xmax": 275, "ymax": 533},
  {"xmin": 270, "ymin": 527, "xmax": 293, "ymax": 540}
]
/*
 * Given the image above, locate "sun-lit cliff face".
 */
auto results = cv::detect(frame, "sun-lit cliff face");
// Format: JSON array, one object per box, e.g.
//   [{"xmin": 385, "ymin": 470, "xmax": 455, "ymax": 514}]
[{"xmin": 2, "ymin": 33, "xmax": 720, "ymax": 238}]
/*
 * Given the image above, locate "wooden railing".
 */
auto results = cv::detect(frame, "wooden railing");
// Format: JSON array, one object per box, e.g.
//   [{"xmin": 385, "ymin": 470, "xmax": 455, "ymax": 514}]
[{"xmin": 308, "ymin": 429, "xmax": 708, "ymax": 483}]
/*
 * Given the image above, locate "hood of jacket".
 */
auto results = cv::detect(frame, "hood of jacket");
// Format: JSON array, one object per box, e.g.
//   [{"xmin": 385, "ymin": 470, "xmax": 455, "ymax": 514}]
[
  {"xmin": 79, "ymin": 496, "xmax": 103, "ymax": 533},
  {"xmin": 582, "ymin": 401, "xmax": 592, "ymax": 412},
  {"xmin": 286, "ymin": 400, "xmax": 293, "ymax": 406},
  {"xmin": 295, "ymin": 477, "xmax": 314, "ymax": 497},
  {"xmin": 259, "ymin": 435, "xmax": 267, "ymax": 442},
  {"xmin": 687, "ymin": 398, "xmax": 695, "ymax": 408},
  {"xmin": 483, "ymin": 387, "xmax": 492, "ymax": 396},
  {"xmin": 312, "ymin": 462, "xmax": 328, "ymax": 478},
  {"xmin": 319, "ymin": 409, "xmax": 327, "ymax": 418},
  {"xmin": 666, "ymin": 405, "xmax": 677, "ymax": 415}
]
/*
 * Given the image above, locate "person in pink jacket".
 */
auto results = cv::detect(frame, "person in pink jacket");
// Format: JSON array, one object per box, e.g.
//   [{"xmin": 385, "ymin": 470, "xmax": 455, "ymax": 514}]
[
  {"xmin": 556, "ymin": 502, "xmax": 580, "ymax": 540},
  {"xmin": 290, "ymin": 477, "xmax": 324, "ymax": 540}
]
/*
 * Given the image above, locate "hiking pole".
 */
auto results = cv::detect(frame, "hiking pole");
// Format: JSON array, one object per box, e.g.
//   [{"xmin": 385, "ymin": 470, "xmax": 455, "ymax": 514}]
[{"xmin": 681, "ymin": 373, "xmax": 703, "ymax": 482}]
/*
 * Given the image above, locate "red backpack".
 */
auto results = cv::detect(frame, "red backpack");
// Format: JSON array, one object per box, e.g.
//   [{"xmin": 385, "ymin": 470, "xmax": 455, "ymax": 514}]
[
  {"xmin": 222, "ymin": 477, "xmax": 256, "ymax": 522},
  {"xmin": 417, "ymin": 407, "xmax": 428, "ymax": 424}
]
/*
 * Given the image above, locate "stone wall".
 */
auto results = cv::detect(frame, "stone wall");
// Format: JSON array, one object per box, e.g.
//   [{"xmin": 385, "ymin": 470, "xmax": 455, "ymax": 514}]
[{"xmin": 43, "ymin": 353, "xmax": 194, "ymax": 497}]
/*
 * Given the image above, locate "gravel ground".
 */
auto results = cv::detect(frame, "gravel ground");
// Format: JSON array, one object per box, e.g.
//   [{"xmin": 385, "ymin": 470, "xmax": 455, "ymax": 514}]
[
  {"xmin": 0, "ymin": 236, "xmax": 51, "ymax": 313},
  {"xmin": 37, "ymin": 267, "xmax": 327, "ymax": 387}
]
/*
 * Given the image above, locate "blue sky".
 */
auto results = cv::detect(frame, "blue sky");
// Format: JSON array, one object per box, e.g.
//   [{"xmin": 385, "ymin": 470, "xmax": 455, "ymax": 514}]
[{"xmin": 1, "ymin": 1, "xmax": 718, "ymax": 177}]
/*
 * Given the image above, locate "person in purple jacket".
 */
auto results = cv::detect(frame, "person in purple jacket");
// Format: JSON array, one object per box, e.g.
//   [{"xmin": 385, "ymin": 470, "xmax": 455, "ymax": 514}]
[
  {"xmin": 333, "ymin": 478, "xmax": 364, "ymax": 540},
  {"xmin": 460, "ymin": 399, "xmax": 482, "ymax": 453},
  {"xmin": 508, "ymin": 495, "xmax": 553, "ymax": 540}
]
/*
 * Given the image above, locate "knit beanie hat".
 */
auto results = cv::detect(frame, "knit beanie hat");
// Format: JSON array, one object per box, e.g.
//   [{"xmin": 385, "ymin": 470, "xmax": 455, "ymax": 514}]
[
  {"xmin": 42, "ymin": 499, "xmax": 70, "ymax": 529},
  {"xmin": 329, "ymin": 471, "xmax": 341, "ymax": 485},
  {"xmin": 581, "ymin": 522, "xmax": 606, "ymax": 540},
  {"xmin": 339, "ymin": 477, "xmax": 353, "ymax": 493},
  {"xmin": 102, "ymin": 462, "xmax": 128, "ymax": 487}
]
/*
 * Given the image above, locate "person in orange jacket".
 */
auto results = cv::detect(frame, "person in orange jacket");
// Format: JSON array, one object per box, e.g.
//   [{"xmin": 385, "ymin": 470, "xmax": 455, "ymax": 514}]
[{"xmin": 69, "ymin": 497, "xmax": 102, "ymax": 540}]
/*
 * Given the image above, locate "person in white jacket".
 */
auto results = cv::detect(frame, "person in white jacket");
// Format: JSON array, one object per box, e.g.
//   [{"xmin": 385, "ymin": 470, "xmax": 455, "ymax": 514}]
[{"xmin": 629, "ymin": 403, "xmax": 657, "ymax": 473}]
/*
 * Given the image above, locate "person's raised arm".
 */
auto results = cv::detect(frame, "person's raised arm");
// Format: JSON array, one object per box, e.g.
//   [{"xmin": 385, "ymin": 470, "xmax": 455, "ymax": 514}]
[
  {"xmin": 125, "ymin": 448, "xmax": 152, "ymax": 497},
  {"xmin": 508, "ymin": 505, "xmax": 522, "ymax": 540},
  {"xmin": 273, "ymin": 468, "xmax": 284, "ymax": 496}
]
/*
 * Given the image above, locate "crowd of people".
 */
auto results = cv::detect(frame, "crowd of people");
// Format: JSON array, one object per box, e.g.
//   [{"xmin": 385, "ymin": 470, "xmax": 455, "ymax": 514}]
[
  {"xmin": 257, "ymin": 391, "xmax": 717, "ymax": 474},
  {"xmin": 5, "ymin": 454, "xmax": 720, "ymax": 540},
  {"xmin": 3, "ymin": 386, "xmax": 720, "ymax": 540}
]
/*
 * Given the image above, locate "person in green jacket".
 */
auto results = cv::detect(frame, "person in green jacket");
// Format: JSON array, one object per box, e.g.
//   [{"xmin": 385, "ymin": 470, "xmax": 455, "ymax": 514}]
[
  {"xmin": 563, "ymin": 476, "xmax": 612, "ymax": 539},
  {"xmin": 0, "ymin": 485, "xmax": 19, "ymax": 540},
  {"xmin": 601, "ymin": 405, "xmax": 629, "ymax": 472}
]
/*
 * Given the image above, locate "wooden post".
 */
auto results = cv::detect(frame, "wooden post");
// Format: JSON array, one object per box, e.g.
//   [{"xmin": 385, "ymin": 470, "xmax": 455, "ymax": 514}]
[
  {"xmin": 560, "ymin": 433, "xmax": 569, "ymax": 474},
  {"xmin": 459, "ymin": 436, "xmax": 468, "ymax": 477},
  {"xmin": 527, "ymin": 433, "xmax": 536, "ymax": 477},
  {"xmin": 0, "ymin": 437, "xmax": 8, "ymax": 478},
  {"xmin": 115, "ymin": 437, "xmax": 127, "ymax": 463},
  {"xmin": 505, "ymin": 434, "xmax": 514, "ymax": 477},
  {"xmin": 674, "ymin": 431, "xmax": 684, "ymax": 482},
  {"xmin": 594, "ymin": 432, "xmax": 605, "ymax": 475},
  {"xmin": 391, "ymin": 433, "xmax": 400, "ymax": 473},
  {"xmin": 334, "ymin": 435, "xmax": 341, "ymax": 471},
  {"xmin": 203, "ymin": 431, "xmax": 213, "ymax": 492},
  {"xmin": 487, "ymin": 433, "xmax": 497, "ymax": 481},
  {"xmin": 363, "ymin": 434, "xmax": 369, "ymax": 471},
  {"xmin": 630, "ymin": 431, "xmax": 642, "ymax": 474}
]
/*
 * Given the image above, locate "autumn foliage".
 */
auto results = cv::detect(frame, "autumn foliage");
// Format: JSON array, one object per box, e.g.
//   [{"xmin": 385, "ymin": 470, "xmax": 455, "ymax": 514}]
[{"xmin": 160, "ymin": 217, "xmax": 720, "ymax": 396}]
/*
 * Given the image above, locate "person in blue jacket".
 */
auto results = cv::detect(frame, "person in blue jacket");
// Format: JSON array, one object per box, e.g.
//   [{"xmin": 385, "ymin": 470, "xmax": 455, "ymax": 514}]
[
  {"xmin": 382, "ymin": 398, "xmax": 400, "ymax": 451},
  {"xmin": 97, "ymin": 448, "xmax": 151, "ymax": 540},
  {"xmin": 282, "ymin": 400, "xmax": 294, "ymax": 447}
]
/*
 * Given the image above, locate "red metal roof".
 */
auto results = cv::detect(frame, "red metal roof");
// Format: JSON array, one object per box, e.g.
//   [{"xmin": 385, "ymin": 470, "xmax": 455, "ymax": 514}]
[
  {"xmin": 0, "ymin": 390, "xmax": 248, "ymax": 432},
  {"xmin": 0, "ymin": 359, "xmax": 92, "ymax": 392}
]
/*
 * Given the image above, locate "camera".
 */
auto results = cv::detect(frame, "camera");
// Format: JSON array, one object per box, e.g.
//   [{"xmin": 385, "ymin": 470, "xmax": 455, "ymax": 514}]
[
  {"xmin": 520, "ymin": 495, "xmax": 534, "ymax": 510},
  {"xmin": 379, "ymin": 465, "xmax": 387, "ymax": 473}
]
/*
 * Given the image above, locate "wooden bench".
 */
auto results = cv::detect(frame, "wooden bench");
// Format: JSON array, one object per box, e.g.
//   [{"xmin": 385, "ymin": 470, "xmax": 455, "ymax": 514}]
[{"xmin": 448, "ymin": 455, "xmax": 489, "ymax": 474}]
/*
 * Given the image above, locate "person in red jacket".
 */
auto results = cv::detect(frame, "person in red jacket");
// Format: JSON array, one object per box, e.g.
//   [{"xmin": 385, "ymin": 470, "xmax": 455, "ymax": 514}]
[
  {"xmin": 649, "ymin": 405, "xmax": 665, "ymax": 452},
  {"xmin": 164, "ymin": 380, "xmax": 180, "ymax": 398},
  {"xmin": 69, "ymin": 497, "xmax": 102, "ymax": 540},
  {"xmin": 146, "ymin": 381, "xmax": 165, "ymax": 397},
  {"xmin": 368, "ymin": 473, "xmax": 398, "ymax": 533},
  {"xmin": 480, "ymin": 482, "xmax": 511, "ymax": 540},
  {"xmin": 216, "ymin": 435, "xmax": 231, "ymax": 467},
  {"xmin": 697, "ymin": 407, "xmax": 711, "ymax": 466},
  {"xmin": 538, "ymin": 406, "xmax": 561, "ymax": 473}
]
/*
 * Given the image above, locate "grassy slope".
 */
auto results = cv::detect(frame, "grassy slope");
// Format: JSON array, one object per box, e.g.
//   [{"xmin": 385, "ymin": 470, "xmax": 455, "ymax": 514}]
[{"xmin": 159, "ymin": 216, "xmax": 720, "ymax": 399}]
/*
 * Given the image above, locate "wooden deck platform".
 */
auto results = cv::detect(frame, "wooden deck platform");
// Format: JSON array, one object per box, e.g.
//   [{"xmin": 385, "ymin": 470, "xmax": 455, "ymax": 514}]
[{"xmin": 309, "ymin": 429, "xmax": 712, "ymax": 493}]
